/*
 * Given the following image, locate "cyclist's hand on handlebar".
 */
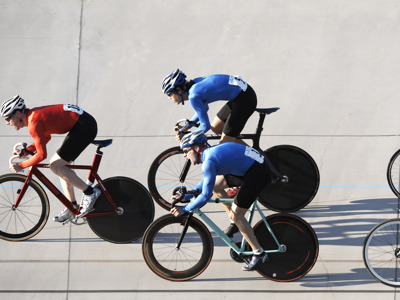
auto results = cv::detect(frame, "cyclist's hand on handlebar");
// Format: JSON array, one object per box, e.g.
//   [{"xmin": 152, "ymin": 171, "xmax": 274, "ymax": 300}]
[
  {"xmin": 10, "ymin": 162, "xmax": 23, "ymax": 173},
  {"xmin": 170, "ymin": 206, "xmax": 185, "ymax": 217}
]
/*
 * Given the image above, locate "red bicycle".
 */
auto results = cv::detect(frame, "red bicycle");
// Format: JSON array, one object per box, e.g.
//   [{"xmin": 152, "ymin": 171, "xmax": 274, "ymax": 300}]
[{"xmin": 0, "ymin": 139, "xmax": 154, "ymax": 243}]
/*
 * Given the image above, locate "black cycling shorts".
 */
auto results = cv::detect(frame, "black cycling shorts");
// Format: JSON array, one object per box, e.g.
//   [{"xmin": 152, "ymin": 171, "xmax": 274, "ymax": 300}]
[
  {"xmin": 224, "ymin": 159, "xmax": 272, "ymax": 209},
  {"xmin": 216, "ymin": 84, "xmax": 257, "ymax": 137},
  {"xmin": 57, "ymin": 111, "xmax": 98, "ymax": 162}
]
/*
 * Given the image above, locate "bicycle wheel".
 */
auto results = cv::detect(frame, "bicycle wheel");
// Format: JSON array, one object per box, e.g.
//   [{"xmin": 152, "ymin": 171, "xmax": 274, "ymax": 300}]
[
  {"xmin": 0, "ymin": 174, "xmax": 49, "ymax": 241},
  {"xmin": 87, "ymin": 177, "xmax": 154, "ymax": 243},
  {"xmin": 142, "ymin": 214, "xmax": 213, "ymax": 281},
  {"xmin": 387, "ymin": 149, "xmax": 400, "ymax": 198},
  {"xmin": 148, "ymin": 146, "xmax": 203, "ymax": 210},
  {"xmin": 254, "ymin": 214, "xmax": 319, "ymax": 281},
  {"xmin": 258, "ymin": 145, "xmax": 319, "ymax": 212},
  {"xmin": 363, "ymin": 219, "xmax": 400, "ymax": 287}
]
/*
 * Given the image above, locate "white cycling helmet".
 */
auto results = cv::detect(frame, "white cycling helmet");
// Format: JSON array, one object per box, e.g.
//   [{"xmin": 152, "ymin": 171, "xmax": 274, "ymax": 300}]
[{"xmin": 1, "ymin": 95, "xmax": 26, "ymax": 118}]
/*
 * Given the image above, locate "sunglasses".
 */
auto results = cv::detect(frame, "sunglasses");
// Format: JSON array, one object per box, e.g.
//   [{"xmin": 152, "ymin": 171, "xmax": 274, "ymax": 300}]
[
  {"xmin": 4, "ymin": 114, "xmax": 14, "ymax": 122},
  {"xmin": 183, "ymin": 147, "xmax": 193, "ymax": 154}
]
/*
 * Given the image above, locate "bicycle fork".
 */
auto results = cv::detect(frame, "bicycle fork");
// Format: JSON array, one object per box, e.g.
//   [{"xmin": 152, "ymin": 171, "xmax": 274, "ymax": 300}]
[{"xmin": 175, "ymin": 213, "xmax": 194, "ymax": 249}]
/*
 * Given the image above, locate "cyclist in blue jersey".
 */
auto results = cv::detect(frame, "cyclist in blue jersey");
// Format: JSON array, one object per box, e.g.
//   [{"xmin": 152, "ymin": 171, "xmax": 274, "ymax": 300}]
[
  {"xmin": 170, "ymin": 131, "xmax": 272, "ymax": 271},
  {"xmin": 161, "ymin": 69, "xmax": 257, "ymax": 145}
]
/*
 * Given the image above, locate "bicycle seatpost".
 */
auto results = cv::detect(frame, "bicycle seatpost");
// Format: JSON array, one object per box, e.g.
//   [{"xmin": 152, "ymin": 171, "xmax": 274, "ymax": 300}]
[{"xmin": 253, "ymin": 112, "xmax": 266, "ymax": 150}]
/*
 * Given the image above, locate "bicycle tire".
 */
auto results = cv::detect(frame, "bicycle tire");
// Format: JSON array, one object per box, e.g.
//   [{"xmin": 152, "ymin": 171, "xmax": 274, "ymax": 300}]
[
  {"xmin": 148, "ymin": 146, "xmax": 203, "ymax": 210},
  {"xmin": 254, "ymin": 213, "xmax": 319, "ymax": 281},
  {"xmin": 87, "ymin": 176, "xmax": 154, "ymax": 243},
  {"xmin": 387, "ymin": 149, "xmax": 400, "ymax": 198},
  {"xmin": 142, "ymin": 214, "xmax": 213, "ymax": 281},
  {"xmin": 363, "ymin": 218, "xmax": 400, "ymax": 287},
  {"xmin": 258, "ymin": 145, "xmax": 320, "ymax": 212},
  {"xmin": 0, "ymin": 174, "xmax": 49, "ymax": 241}
]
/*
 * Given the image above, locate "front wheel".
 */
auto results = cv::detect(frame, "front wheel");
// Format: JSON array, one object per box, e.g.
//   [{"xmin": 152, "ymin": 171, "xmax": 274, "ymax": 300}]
[
  {"xmin": 254, "ymin": 214, "xmax": 319, "ymax": 281},
  {"xmin": 363, "ymin": 219, "xmax": 400, "ymax": 287},
  {"xmin": 142, "ymin": 214, "xmax": 214, "ymax": 281},
  {"xmin": 148, "ymin": 146, "xmax": 203, "ymax": 210},
  {"xmin": 0, "ymin": 174, "xmax": 49, "ymax": 241},
  {"xmin": 87, "ymin": 177, "xmax": 154, "ymax": 243},
  {"xmin": 258, "ymin": 145, "xmax": 320, "ymax": 212}
]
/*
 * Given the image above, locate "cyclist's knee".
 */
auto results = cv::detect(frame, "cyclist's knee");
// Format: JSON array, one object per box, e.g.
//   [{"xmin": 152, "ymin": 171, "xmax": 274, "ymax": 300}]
[
  {"xmin": 49, "ymin": 154, "xmax": 70, "ymax": 173},
  {"xmin": 229, "ymin": 204, "xmax": 246, "ymax": 222}
]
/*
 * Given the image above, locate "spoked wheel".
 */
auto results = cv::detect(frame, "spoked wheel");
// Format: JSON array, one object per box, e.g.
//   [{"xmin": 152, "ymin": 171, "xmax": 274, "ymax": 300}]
[
  {"xmin": 0, "ymin": 174, "xmax": 49, "ymax": 241},
  {"xmin": 148, "ymin": 146, "xmax": 203, "ymax": 210},
  {"xmin": 363, "ymin": 219, "xmax": 400, "ymax": 287},
  {"xmin": 87, "ymin": 177, "xmax": 154, "ymax": 243},
  {"xmin": 254, "ymin": 214, "xmax": 319, "ymax": 281},
  {"xmin": 258, "ymin": 145, "xmax": 320, "ymax": 212},
  {"xmin": 387, "ymin": 149, "xmax": 400, "ymax": 198},
  {"xmin": 142, "ymin": 214, "xmax": 214, "ymax": 281}
]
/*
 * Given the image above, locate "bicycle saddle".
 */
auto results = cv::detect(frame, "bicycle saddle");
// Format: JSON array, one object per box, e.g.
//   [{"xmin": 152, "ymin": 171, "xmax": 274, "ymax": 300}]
[
  {"xmin": 255, "ymin": 107, "xmax": 280, "ymax": 115},
  {"xmin": 92, "ymin": 139, "xmax": 113, "ymax": 148}
]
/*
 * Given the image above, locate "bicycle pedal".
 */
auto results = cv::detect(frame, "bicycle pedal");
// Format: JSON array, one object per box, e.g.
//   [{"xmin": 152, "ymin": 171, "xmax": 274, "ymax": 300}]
[{"xmin": 61, "ymin": 219, "xmax": 70, "ymax": 225}]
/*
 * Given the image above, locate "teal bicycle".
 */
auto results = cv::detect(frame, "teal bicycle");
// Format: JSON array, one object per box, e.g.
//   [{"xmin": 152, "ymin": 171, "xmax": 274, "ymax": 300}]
[{"xmin": 142, "ymin": 192, "xmax": 319, "ymax": 281}]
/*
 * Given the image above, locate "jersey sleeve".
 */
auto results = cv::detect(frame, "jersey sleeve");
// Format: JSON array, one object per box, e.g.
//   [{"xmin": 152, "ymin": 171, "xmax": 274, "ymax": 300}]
[
  {"xmin": 182, "ymin": 160, "xmax": 216, "ymax": 212},
  {"xmin": 19, "ymin": 122, "xmax": 51, "ymax": 169},
  {"xmin": 189, "ymin": 94, "xmax": 211, "ymax": 133}
]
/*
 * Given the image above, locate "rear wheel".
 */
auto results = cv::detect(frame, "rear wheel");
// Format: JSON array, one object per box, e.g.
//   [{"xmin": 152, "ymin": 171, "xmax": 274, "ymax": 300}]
[
  {"xmin": 87, "ymin": 177, "xmax": 154, "ymax": 243},
  {"xmin": 258, "ymin": 145, "xmax": 319, "ymax": 212},
  {"xmin": 254, "ymin": 214, "xmax": 319, "ymax": 281}
]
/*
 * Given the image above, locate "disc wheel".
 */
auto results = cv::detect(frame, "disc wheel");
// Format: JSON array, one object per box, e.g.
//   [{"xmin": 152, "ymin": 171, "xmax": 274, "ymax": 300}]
[
  {"xmin": 254, "ymin": 214, "xmax": 319, "ymax": 281},
  {"xmin": 258, "ymin": 145, "xmax": 320, "ymax": 212},
  {"xmin": 87, "ymin": 177, "xmax": 154, "ymax": 243}
]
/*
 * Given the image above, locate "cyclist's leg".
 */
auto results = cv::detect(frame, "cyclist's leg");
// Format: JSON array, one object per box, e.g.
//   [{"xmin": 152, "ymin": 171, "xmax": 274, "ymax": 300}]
[
  {"xmin": 210, "ymin": 115, "xmax": 224, "ymax": 135},
  {"xmin": 51, "ymin": 112, "xmax": 98, "ymax": 215},
  {"xmin": 213, "ymin": 175, "xmax": 231, "ymax": 214},
  {"xmin": 214, "ymin": 104, "xmax": 247, "ymax": 145},
  {"xmin": 221, "ymin": 85, "xmax": 257, "ymax": 145},
  {"xmin": 229, "ymin": 204, "xmax": 261, "ymax": 250},
  {"xmin": 231, "ymin": 159, "xmax": 273, "ymax": 247},
  {"xmin": 49, "ymin": 153, "xmax": 87, "ymax": 193}
]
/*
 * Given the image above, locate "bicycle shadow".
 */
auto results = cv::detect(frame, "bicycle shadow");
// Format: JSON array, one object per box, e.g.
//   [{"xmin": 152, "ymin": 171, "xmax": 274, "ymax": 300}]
[
  {"xmin": 210, "ymin": 197, "xmax": 399, "ymax": 248},
  {"xmin": 209, "ymin": 196, "xmax": 399, "ymax": 288}
]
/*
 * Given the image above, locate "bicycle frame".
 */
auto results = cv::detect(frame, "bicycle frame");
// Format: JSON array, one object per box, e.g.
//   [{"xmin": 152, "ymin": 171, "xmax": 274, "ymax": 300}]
[
  {"xmin": 190, "ymin": 198, "xmax": 286, "ymax": 256},
  {"xmin": 12, "ymin": 146, "xmax": 119, "ymax": 218},
  {"xmin": 178, "ymin": 108, "xmax": 283, "ymax": 183}
]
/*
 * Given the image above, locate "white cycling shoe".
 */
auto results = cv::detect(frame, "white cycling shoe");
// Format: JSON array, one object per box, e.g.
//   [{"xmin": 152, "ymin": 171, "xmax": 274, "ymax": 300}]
[{"xmin": 78, "ymin": 188, "xmax": 101, "ymax": 218}]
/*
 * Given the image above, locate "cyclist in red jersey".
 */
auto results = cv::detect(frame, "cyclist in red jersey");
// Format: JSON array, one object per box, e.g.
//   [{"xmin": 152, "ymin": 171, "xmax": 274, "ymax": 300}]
[{"xmin": 1, "ymin": 95, "xmax": 100, "ymax": 222}]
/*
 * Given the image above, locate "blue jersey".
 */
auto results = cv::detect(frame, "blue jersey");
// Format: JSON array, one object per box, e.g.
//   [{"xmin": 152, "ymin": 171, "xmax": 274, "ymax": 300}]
[
  {"xmin": 188, "ymin": 74, "xmax": 248, "ymax": 133},
  {"xmin": 182, "ymin": 142, "xmax": 264, "ymax": 213}
]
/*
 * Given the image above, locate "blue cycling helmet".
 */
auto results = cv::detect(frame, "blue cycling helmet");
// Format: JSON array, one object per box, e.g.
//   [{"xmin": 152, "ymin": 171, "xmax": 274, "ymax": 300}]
[
  {"xmin": 162, "ymin": 69, "xmax": 187, "ymax": 94},
  {"xmin": 180, "ymin": 131, "xmax": 207, "ymax": 149}
]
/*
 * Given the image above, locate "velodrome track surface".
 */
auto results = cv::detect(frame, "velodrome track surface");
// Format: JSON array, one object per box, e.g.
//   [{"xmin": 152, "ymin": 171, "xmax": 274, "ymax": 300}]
[{"xmin": 1, "ymin": 1, "xmax": 400, "ymax": 299}]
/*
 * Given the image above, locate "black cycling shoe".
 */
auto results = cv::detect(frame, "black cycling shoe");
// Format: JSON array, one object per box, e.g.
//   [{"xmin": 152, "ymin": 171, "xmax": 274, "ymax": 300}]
[
  {"xmin": 224, "ymin": 223, "xmax": 239, "ymax": 238},
  {"xmin": 242, "ymin": 253, "xmax": 269, "ymax": 271}
]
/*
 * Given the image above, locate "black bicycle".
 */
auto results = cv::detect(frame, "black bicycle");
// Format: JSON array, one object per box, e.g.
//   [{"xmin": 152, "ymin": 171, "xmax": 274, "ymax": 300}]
[{"xmin": 147, "ymin": 107, "xmax": 320, "ymax": 213}]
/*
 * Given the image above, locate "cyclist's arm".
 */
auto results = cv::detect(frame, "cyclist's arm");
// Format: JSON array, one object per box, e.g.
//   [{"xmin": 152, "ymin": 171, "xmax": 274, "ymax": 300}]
[
  {"xmin": 182, "ymin": 161, "xmax": 215, "ymax": 213},
  {"xmin": 19, "ymin": 123, "xmax": 51, "ymax": 169},
  {"xmin": 189, "ymin": 95, "xmax": 211, "ymax": 133}
]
